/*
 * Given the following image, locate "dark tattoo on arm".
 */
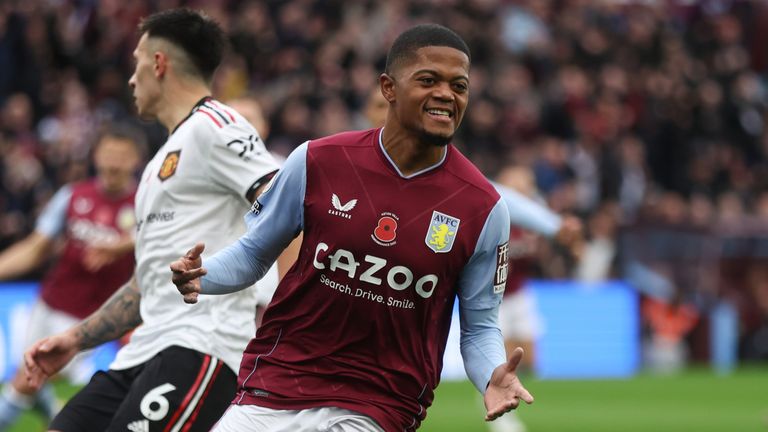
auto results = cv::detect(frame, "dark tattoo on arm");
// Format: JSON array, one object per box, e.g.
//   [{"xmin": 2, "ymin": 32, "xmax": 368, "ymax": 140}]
[{"xmin": 75, "ymin": 276, "xmax": 143, "ymax": 350}]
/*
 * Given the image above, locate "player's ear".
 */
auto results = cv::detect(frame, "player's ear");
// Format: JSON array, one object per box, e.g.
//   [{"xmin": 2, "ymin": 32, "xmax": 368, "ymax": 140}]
[
  {"xmin": 154, "ymin": 51, "xmax": 168, "ymax": 78},
  {"xmin": 380, "ymin": 73, "xmax": 396, "ymax": 104}
]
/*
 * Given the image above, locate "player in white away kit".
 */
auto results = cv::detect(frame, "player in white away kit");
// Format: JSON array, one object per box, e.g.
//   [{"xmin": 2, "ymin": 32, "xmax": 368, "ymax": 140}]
[{"xmin": 23, "ymin": 9, "xmax": 280, "ymax": 432}]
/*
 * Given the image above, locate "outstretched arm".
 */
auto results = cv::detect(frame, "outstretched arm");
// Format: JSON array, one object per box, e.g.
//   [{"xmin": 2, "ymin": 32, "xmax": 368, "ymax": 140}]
[
  {"xmin": 493, "ymin": 182, "xmax": 561, "ymax": 237},
  {"xmin": 0, "ymin": 232, "xmax": 53, "ymax": 280},
  {"xmin": 0, "ymin": 185, "xmax": 73, "ymax": 279},
  {"xmin": 170, "ymin": 236, "xmax": 274, "ymax": 302},
  {"xmin": 459, "ymin": 306, "xmax": 534, "ymax": 420},
  {"xmin": 458, "ymin": 196, "xmax": 533, "ymax": 420},
  {"xmin": 493, "ymin": 182, "xmax": 584, "ymax": 258},
  {"xmin": 24, "ymin": 275, "xmax": 142, "ymax": 388},
  {"xmin": 82, "ymin": 234, "xmax": 136, "ymax": 272},
  {"xmin": 171, "ymin": 143, "xmax": 308, "ymax": 303}
]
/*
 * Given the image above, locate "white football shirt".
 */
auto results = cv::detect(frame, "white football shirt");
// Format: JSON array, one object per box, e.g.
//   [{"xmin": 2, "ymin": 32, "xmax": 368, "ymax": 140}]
[{"xmin": 111, "ymin": 98, "xmax": 279, "ymax": 373}]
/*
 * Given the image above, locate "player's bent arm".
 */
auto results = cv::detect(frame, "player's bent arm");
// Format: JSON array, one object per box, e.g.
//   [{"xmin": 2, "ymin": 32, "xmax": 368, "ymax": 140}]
[
  {"xmin": 491, "ymin": 181, "xmax": 561, "ymax": 237},
  {"xmin": 457, "ymin": 197, "xmax": 510, "ymax": 393},
  {"xmin": 102, "ymin": 234, "xmax": 136, "ymax": 256},
  {"xmin": 200, "ymin": 240, "xmax": 264, "ymax": 294},
  {"xmin": 0, "ymin": 185, "xmax": 72, "ymax": 279},
  {"xmin": 70, "ymin": 275, "xmax": 142, "ymax": 350},
  {"xmin": 200, "ymin": 142, "xmax": 308, "ymax": 294},
  {"xmin": 0, "ymin": 232, "xmax": 53, "ymax": 280}
]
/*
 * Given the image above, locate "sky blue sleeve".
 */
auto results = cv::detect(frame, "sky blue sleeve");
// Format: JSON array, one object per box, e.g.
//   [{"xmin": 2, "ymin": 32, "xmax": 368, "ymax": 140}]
[
  {"xmin": 460, "ymin": 306, "xmax": 505, "ymax": 394},
  {"xmin": 491, "ymin": 181, "xmax": 561, "ymax": 238},
  {"xmin": 35, "ymin": 185, "xmax": 72, "ymax": 238},
  {"xmin": 457, "ymin": 198, "xmax": 510, "ymax": 393},
  {"xmin": 200, "ymin": 143, "xmax": 307, "ymax": 294}
]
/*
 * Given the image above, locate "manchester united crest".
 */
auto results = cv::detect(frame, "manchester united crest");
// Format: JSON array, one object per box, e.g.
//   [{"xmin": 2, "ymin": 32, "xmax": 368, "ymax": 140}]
[{"xmin": 158, "ymin": 150, "xmax": 181, "ymax": 181}]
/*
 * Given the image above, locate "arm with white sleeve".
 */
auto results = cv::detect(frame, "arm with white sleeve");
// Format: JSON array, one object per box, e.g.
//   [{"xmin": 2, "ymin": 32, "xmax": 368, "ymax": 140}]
[
  {"xmin": 171, "ymin": 143, "xmax": 307, "ymax": 299},
  {"xmin": 456, "ymin": 197, "xmax": 534, "ymax": 421}
]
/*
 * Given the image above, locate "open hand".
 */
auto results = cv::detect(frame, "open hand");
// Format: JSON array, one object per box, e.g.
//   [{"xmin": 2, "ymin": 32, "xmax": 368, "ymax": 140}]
[
  {"xmin": 170, "ymin": 243, "xmax": 207, "ymax": 304},
  {"xmin": 24, "ymin": 333, "xmax": 78, "ymax": 390},
  {"xmin": 484, "ymin": 347, "xmax": 534, "ymax": 421}
]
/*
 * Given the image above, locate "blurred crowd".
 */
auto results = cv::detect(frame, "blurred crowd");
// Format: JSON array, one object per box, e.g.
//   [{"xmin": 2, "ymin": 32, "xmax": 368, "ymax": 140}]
[{"xmin": 2, "ymin": 0, "xmax": 768, "ymax": 362}]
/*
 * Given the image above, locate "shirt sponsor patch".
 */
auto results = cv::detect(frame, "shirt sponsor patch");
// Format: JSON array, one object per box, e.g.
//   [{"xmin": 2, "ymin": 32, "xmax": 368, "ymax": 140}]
[
  {"xmin": 226, "ymin": 134, "xmax": 263, "ymax": 161},
  {"xmin": 158, "ymin": 150, "xmax": 181, "ymax": 181},
  {"xmin": 494, "ymin": 242, "xmax": 509, "ymax": 294},
  {"xmin": 425, "ymin": 211, "xmax": 460, "ymax": 253},
  {"xmin": 250, "ymin": 199, "xmax": 262, "ymax": 214}
]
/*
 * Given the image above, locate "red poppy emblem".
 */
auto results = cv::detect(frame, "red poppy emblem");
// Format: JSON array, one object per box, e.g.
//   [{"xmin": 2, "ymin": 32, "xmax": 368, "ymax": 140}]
[{"xmin": 374, "ymin": 216, "xmax": 397, "ymax": 243}]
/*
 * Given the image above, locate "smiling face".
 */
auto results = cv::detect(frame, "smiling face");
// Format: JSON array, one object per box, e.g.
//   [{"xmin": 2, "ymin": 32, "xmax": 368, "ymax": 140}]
[{"xmin": 382, "ymin": 45, "xmax": 470, "ymax": 147}]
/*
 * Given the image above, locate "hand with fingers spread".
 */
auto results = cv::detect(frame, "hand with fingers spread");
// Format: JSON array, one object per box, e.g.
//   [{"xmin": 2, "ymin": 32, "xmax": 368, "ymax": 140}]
[
  {"xmin": 23, "ymin": 332, "xmax": 79, "ymax": 391},
  {"xmin": 484, "ymin": 347, "xmax": 534, "ymax": 421},
  {"xmin": 170, "ymin": 243, "xmax": 208, "ymax": 304}
]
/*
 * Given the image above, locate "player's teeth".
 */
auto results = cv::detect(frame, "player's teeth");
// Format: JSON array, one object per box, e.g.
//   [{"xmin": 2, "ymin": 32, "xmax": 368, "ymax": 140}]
[{"xmin": 428, "ymin": 109, "xmax": 450, "ymax": 116}]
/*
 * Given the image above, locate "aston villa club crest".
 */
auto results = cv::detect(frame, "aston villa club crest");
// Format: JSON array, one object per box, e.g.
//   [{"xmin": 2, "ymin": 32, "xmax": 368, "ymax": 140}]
[
  {"xmin": 425, "ymin": 211, "xmax": 460, "ymax": 253},
  {"xmin": 158, "ymin": 150, "xmax": 181, "ymax": 181},
  {"xmin": 116, "ymin": 205, "xmax": 136, "ymax": 231}
]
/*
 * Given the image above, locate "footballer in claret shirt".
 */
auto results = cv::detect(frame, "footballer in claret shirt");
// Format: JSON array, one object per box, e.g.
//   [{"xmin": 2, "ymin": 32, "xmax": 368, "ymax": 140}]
[{"xmin": 201, "ymin": 128, "xmax": 511, "ymax": 431}]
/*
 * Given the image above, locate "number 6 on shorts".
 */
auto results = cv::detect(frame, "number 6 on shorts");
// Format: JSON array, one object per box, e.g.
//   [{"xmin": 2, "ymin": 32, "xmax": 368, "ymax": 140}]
[{"xmin": 140, "ymin": 383, "xmax": 177, "ymax": 421}]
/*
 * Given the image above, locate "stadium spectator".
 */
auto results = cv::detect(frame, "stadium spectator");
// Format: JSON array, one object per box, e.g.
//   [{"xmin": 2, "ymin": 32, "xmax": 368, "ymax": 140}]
[
  {"xmin": 3, "ymin": 2, "xmax": 768, "ymax": 247},
  {"xmin": 0, "ymin": 124, "xmax": 142, "ymax": 429},
  {"xmin": 171, "ymin": 23, "xmax": 533, "ymax": 431},
  {"xmin": 642, "ymin": 294, "xmax": 701, "ymax": 373},
  {"xmin": 2, "ymin": 0, "xmax": 768, "ymax": 392},
  {"xmin": 22, "ymin": 9, "xmax": 283, "ymax": 432}
]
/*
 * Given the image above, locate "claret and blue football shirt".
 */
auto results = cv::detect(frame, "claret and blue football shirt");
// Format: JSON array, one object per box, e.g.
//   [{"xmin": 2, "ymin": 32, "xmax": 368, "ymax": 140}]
[{"xmin": 202, "ymin": 128, "xmax": 510, "ymax": 431}]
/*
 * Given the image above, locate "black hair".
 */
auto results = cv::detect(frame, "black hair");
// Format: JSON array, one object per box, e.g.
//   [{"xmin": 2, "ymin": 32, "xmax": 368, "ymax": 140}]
[
  {"xmin": 384, "ymin": 24, "xmax": 471, "ymax": 75},
  {"xmin": 138, "ymin": 8, "xmax": 226, "ymax": 82}
]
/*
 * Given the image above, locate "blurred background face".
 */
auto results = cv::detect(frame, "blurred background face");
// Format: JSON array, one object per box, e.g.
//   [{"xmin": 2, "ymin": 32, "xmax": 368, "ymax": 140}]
[
  {"xmin": 364, "ymin": 87, "xmax": 388, "ymax": 128},
  {"xmin": 496, "ymin": 165, "xmax": 536, "ymax": 197},
  {"xmin": 93, "ymin": 135, "xmax": 140, "ymax": 195},
  {"xmin": 128, "ymin": 34, "xmax": 162, "ymax": 119},
  {"xmin": 227, "ymin": 98, "xmax": 270, "ymax": 140},
  {"xmin": 389, "ymin": 46, "xmax": 469, "ymax": 146}
]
